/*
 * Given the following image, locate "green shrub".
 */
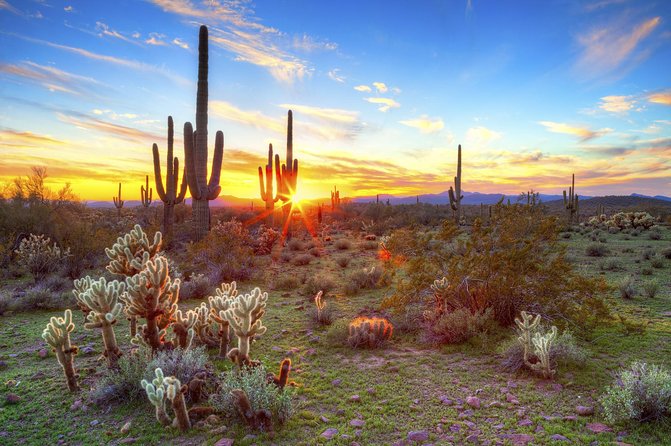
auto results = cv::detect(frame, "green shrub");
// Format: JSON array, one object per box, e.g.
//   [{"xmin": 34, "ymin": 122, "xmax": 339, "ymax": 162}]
[
  {"xmin": 641, "ymin": 267, "xmax": 653, "ymax": 276},
  {"xmin": 274, "ymin": 275, "xmax": 300, "ymax": 291},
  {"xmin": 308, "ymin": 247, "xmax": 321, "ymax": 257},
  {"xmin": 642, "ymin": 280, "xmax": 660, "ymax": 298},
  {"xmin": 343, "ymin": 267, "xmax": 383, "ymax": 296},
  {"xmin": 662, "ymin": 247, "xmax": 671, "ymax": 259},
  {"xmin": 500, "ymin": 328, "xmax": 587, "ymax": 373},
  {"xmin": 303, "ymin": 273, "xmax": 337, "ymax": 297},
  {"xmin": 641, "ymin": 248, "xmax": 656, "ymax": 260},
  {"xmin": 649, "ymin": 230, "xmax": 662, "ymax": 241},
  {"xmin": 586, "ymin": 243, "xmax": 609, "ymax": 257},
  {"xmin": 180, "ymin": 273, "xmax": 211, "ymax": 300},
  {"xmin": 651, "ymin": 258, "xmax": 664, "ymax": 269},
  {"xmin": 324, "ymin": 319, "xmax": 350, "ymax": 347},
  {"xmin": 600, "ymin": 362, "xmax": 671, "ymax": 423},
  {"xmin": 598, "ymin": 258, "xmax": 624, "ymax": 272},
  {"xmin": 145, "ymin": 346, "xmax": 208, "ymax": 386},
  {"xmin": 210, "ymin": 365, "xmax": 294, "ymax": 425},
  {"xmin": 14, "ymin": 233, "xmax": 70, "ymax": 281},
  {"xmin": 619, "ymin": 276, "xmax": 636, "ymax": 299},
  {"xmin": 91, "ymin": 347, "xmax": 151, "ymax": 405},
  {"xmin": 361, "ymin": 240, "xmax": 378, "ymax": 250},
  {"xmin": 427, "ymin": 307, "xmax": 495, "ymax": 344},
  {"xmin": 188, "ymin": 220, "xmax": 254, "ymax": 282}
]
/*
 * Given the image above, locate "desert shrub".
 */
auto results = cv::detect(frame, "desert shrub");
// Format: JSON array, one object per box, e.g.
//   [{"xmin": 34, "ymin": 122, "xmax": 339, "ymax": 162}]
[
  {"xmin": 560, "ymin": 232, "xmax": 571, "ymax": 239},
  {"xmin": 145, "ymin": 346, "xmax": 208, "ymax": 385},
  {"xmin": 324, "ymin": 319, "xmax": 350, "ymax": 347},
  {"xmin": 622, "ymin": 247, "xmax": 634, "ymax": 253},
  {"xmin": 303, "ymin": 273, "xmax": 337, "ymax": 297},
  {"xmin": 608, "ymin": 226, "xmax": 619, "ymax": 234},
  {"xmin": 600, "ymin": 362, "xmax": 671, "ymax": 423},
  {"xmin": 631, "ymin": 229, "xmax": 641, "ymax": 237},
  {"xmin": 14, "ymin": 233, "xmax": 70, "ymax": 281},
  {"xmin": 308, "ymin": 247, "xmax": 321, "ymax": 257},
  {"xmin": 641, "ymin": 267, "xmax": 653, "ymax": 276},
  {"xmin": 347, "ymin": 317, "xmax": 393, "ymax": 348},
  {"xmin": 91, "ymin": 347, "xmax": 151, "ymax": 405},
  {"xmin": 383, "ymin": 205, "xmax": 609, "ymax": 329},
  {"xmin": 292, "ymin": 254, "xmax": 312, "ymax": 266},
  {"xmin": 334, "ymin": 239, "xmax": 352, "ymax": 250},
  {"xmin": 651, "ymin": 258, "xmax": 664, "ymax": 269},
  {"xmin": 305, "ymin": 240, "xmax": 317, "ymax": 250},
  {"xmin": 426, "ymin": 307, "xmax": 495, "ymax": 344},
  {"xmin": 648, "ymin": 229, "xmax": 662, "ymax": 241},
  {"xmin": 188, "ymin": 219, "xmax": 254, "ymax": 282},
  {"xmin": 308, "ymin": 292, "xmax": 334, "ymax": 326},
  {"xmin": 619, "ymin": 276, "xmax": 636, "ymax": 299},
  {"xmin": 599, "ymin": 258, "xmax": 624, "ymax": 272},
  {"xmin": 280, "ymin": 251, "xmax": 293, "ymax": 263},
  {"xmin": 662, "ymin": 247, "xmax": 671, "ymax": 259},
  {"xmin": 336, "ymin": 256, "xmax": 351, "ymax": 268},
  {"xmin": 9, "ymin": 283, "xmax": 76, "ymax": 312},
  {"xmin": 254, "ymin": 225, "xmax": 280, "ymax": 255},
  {"xmin": 586, "ymin": 243, "xmax": 609, "ymax": 257},
  {"xmin": 273, "ymin": 274, "xmax": 299, "ymax": 291},
  {"xmin": 642, "ymin": 280, "xmax": 660, "ymax": 298},
  {"xmin": 641, "ymin": 248, "xmax": 656, "ymax": 260},
  {"xmin": 210, "ymin": 365, "xmax": 294, "ymax": 425},
  {"xmin": 287, "ymin": 239, "xmax": 304, "ymax": 251},
  {"xmin": 180, "ymin": 273, "xmax": 211, "ymax": 300},
  {"xmin": 343, "ymin": 266, "xmax": 383, "ymax": 296},
  {"xmin": 500, "ymin": 326, "xmax": 587, "ymax": 373},
  {"xmin": 361, "ymin": 240, "xmax": 379, "ymax": 250}
]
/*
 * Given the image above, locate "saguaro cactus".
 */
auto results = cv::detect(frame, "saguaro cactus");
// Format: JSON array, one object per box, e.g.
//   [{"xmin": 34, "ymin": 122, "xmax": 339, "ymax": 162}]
[
  {"xmin": 42, "ymin": 309, "xmax": 79, "ymax": 391},
  {"xmin": 184, "ymin": 26, "xmax": 224, "ymax": 241},
  {"xmin": 73, "ymin": 277, "xmax": 124, "ymax": 368},
  {"xmin": 223, "ymin": 287, "xmax": 268, "ymax": 367},
  {"xmin": 331, "ymin": 186, "xmax": 340, "ymax": 210},
  {"xmin": 563, "ymin": 173, "xmax": 579, "ymax": 224},
  {"xmin": 141, "ymin": 175, "xmax": 153, "ymax": 208},
  {"xmin": 448, "ymin": 145, "xmax": 463, "ymax": 224},
  {"xmin": 153, "ymin": 116, "xmax": 188, "ymax": 242},
  {"xmin": 258, "ymin": 144, "xmax": 280, "ymax": 226},
  {"xmin": 276, "ymin": 110, "xmax": 299, "ymax": 228},
  {"xmin": 113, "ymin": 182, "xmax": 124, "ymax": 216}
]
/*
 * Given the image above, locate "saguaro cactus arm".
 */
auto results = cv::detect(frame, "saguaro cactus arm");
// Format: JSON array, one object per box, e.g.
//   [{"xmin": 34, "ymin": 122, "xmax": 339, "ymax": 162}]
[
  {"xmin": 113, "ymin": 183, "xmax": 124, "ymax": 209},
  {"xmin": 141, "ymin": 175, "xmax": 153, "ymax": 208}
]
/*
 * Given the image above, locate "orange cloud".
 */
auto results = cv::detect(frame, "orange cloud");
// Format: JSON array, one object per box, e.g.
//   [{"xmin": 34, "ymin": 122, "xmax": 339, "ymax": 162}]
[
  {"xmin": 0, "ymin": 61, "xmax": 103, "ymax": 96},
  {"xmin": 364, "ymin": 97, "xmax": 400, "ymax": 112},
  {"xmin": 399, "ymin": 115, "xmax": 444, "ymax": 134},
  {"xmin": 648, "ymin": 90, "xmax": 671, "ymax": 106},
  {"xmin": 539, "ymin": 121, "xmax": 611, "ymax": 141},
  {"xmin": 599, "ymin": 95, "xmax": 636, "ymax": 113}
]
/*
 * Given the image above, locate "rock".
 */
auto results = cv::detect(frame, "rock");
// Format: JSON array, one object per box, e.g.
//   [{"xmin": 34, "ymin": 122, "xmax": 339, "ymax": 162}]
[
  {"xmin": 499, "ymin": 434, "xmax": 534, "ymax": 445},
  {"xmin": 407, "ymin": 430, "xmax": 429, "ymax": 442},
  {"xmin": 90, "ymin": 420, "xmax": 100, "ymax": 426},
  {"xmin": 320, "ymin": 415, "xmax": 330, "ymax": 423},
  {"xmin": 550, "ymin": 434, "xmax": 569, "ymax": 442},
  {"xmin": 305, "ymin": 348, "xmax": 317, "ymax": 356},
  {"xmin": 466, "ymin": 396, "xmax": 481, "ymax": 409},
  {"xmin": 205, "ymin": 414, "xmax": 221, "ymax": 425},
  {"xmin": 350, "ymin": 419, "xmax": 365, "ymax": 427},
  {"xmin": 120, "ymin": 421, "xmax": 131, "ymax": 434},
  {"xmin": 367, "ymin": 387, "xmax": 376, "ymax": 395},
  {"xmin": 332, "ymin": 379, "xmax": 342, "ymax": 387},
  {"xmin": 81, "ymin": 346, "xmax": 94, "ymax": 355},
  {"xmin": 38, "ymin": 348, "xmax": 48, "ymax": 359},
  {"xmin": 321, "ymin": 428, "xmax": 339, "ymax": 440},
  {"xmin": 576, "ymin": 406, "xmax": 595, "ymax": 416},
  {"xmin": 458, "ymin": 410, "xmax": 474, "ymax": 419},
  {"xmin": 5, "ymin": 393, "xmax": 20, "ymax": 404},
  {"xmin": 517, "ymin": 419, "xmax": 533, "ymax": 427},
  {"xmin": 586, "ymin": 423, "xmax": 613, "ymax": 434},
  {"xmin": 29, "ymin": 371, "xmax": 45, "ymax": 381},
  {"xmin": 506, "ymin": 393, "xmax": 519, "ymax": 404},
  {"xmin": 0, "ymin": 360, "xmax": 7, "ymax": 370},
  {"xmin": 439, "ymin": 395, "xmax": 453, "ymax": 405},
  {"xmin": 241, "ymin": 434, "xmax": 256, "ymax": 442},
  {"xmin": 488, "ymin": 401, "xmax": 502, "ymax": 408},
  {"xmin": 466, "ymin": 434, "xmax": 480, "ymax": 444},
  {"xmin": 350, "ymin": 394, "xmax": 361, "ymax": 403},
  {"xmin": 271, "ymin": 346, "xmax": 283, "ymax": 352},
  {"xmin": 118, "ymin": 438, "xmax": 138, "ymax": 444},
  {"xmin": 563, "ymin": 415, "xmax": 578, "ymax": 421},
  {"xmin": 450, "ymin": 424, "xmax": 461, "ymax": 432},
  {"xmin": 70, "ymin": 400, "xmax": 83, "ymax": 411},
  {"xmin": 214, "ymin": 439, "xmax": 234, "ymax": 446},
  {"xmin": 209, "ymin": 426, "xmax": 228, "ymax": 436}
]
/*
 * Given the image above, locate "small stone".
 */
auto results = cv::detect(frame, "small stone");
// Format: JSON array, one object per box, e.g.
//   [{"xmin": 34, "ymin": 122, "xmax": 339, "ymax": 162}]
[
  {"xmin": 271, "ymin": 346, "xmax": 283, "ymax": 352},
  {"xmin": 407, "ymin": 430, "xmax": 429, "ymax": 442},
  {"xmin": 458, "ymin": 410, "xmax": 474, "ymax": 419},
  {"xmin": 466, "ymin": 396, "xmax": 481, "ymax": 409},
  {"xmin": 450, "ymin": 424, "xmax": 461, "ymax": 432},
  {"xmin": 499, "ymin": 434, "xmax": 534, "ymax": 445},
  {"xmin": 321, "ymin": 428, "xmax": 339, "ymax": 440},
  {"xmin": 576, "ymin": 405, "xmax": 595, "ymax": 416},
  {"xmin": 118, "ymin": 438, "xmax": 138, "ymax": 444},
  {"xmin": 209, "ymin": 425, "xmax": 228, "ymax": 436},
  {"xmin": 550, "ymin": 434, "xmax": 569, "ymax": 442},
  {"xmin": 90, "ymin": 420, "xmax": 100, "ymax": 426},
  {"xmin": 439, "ymin": 395, "xmax": 453, "ymax": 405},
  {"xmin": 367, "ymin": 387, "xmax": 376, "ymax": 395},
  {"xmin": 81, "ymin": 346, "xmax": 94, "ymax": 355},
  {"xmin": 205, "ymin": 415, "xmax": 221, "ymax": 425},
  {"xmin": 586, "ymin": 423, "xmax": 613, "ymax": 434},
  {"xmin": 120, "ymin": 421, "xmax": 131, "ymax": 434},
  {"xmin": 38, "ymin": 348, "xmax": 48, "ymax": 359},
  {"xmin": 320, "ymin": 415, "xmax": 330, "ymax": 423},
  {"xmin": 506, "ymin": 393, "xmax": 519, "ymax": 404},
  {"xmin": 350, "ymin": 394, "xmax": 361, "ymax": 403},
  {"xmin": 350, "ymin": 419, "xmax": 365, "ymax": 427},
  {"xmin": 517, "ymin": 418, "xmax": 533, "ymax": 427},
  {"xmin": 70, "ymin": 400, "xmax": 82, "ymax": 411},
  {"xmin": 5, "ymin": 393, "xmax": 20, "ymax": 404},
  {"xmin": 563, "ymin": 415, "xmax": 578, "ymax": 421},
  {"xmin": 305, "ymin": 348, "xmax": 317, "ymax": 356},
  {"xmin": 488, "ymin": 401, "xmax": 502, "ymax": 408},
  {"xmin": 214, "ymin": 438, "xmax": 234, "ymax": 446},
  {"xmin": 0, "ymin": 360, "xmax": 7, "ymax": 370},
  {"xmin": 332, "ymin": 379, "xmax": 342, "ymax": 387},
  {"xmin": 534, "ymin": 425, "xmax": 544, "ymax": 433},
  {"xmin": 466, "ymin": 434, "xmax": 480, "ymax": 444},
  {"xmin": 242, "ymin": 434, "xmax": 256, "ymax": 442}
]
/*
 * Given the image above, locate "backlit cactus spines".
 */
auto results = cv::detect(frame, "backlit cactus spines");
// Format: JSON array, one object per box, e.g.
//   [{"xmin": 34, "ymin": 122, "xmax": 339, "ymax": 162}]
[
  {"xmin": 172, "ymin": 309, "xmax": 197, "ymax": 350},
  {"xmin": 42, "ymin": 309, "xmax": 79, "ymax": 391},
  {"xmin": 72, "ymin": 276, "xmax": 124, "ymax": 368},
  {"xmin": 141, "ymin": 368, "xmax": 171, "ymax": 426},
  {"xmin": 153, "ymin": 116, "xmax": 187, "ymax": 242},
  {"xmin": 164, "ymin": 376, "xmax": 191, "ymax": 431},
  {"xmin": 528, "ymin": 326, "xmax": 557, "ymax": 379},
  {"xmin": 194, "ymin": 302, "xmax": 219, "ymax": 348},
  {"xmin": 224, "ymin": 287, "xmax": 268, "ymax": 367},
  {"xmin": 448, "ymin": 144, "xmax": 463, "ymax": 224},
  {"xmin": 113, "ymin": 182, "xmax": 124, "ymax": 216},
  {"xmin": 184, "ymin": 25, "xmax": 224, "ymax": 241},
  {"xmin": 141, "ymin": 175, "xmax": 153, "ymax": 208},
  {"xmin": 208, "ymin": 282, "xmax": 237, "ymax": 358},
  {"xmin": 347, "ymin": 317, "xmax": 393, "ymax": 348},
  {"xmin": 514, "ymin": 310, "xmax": 541, "ymax": 365},
  {"xmin": 258, "ymin": 144, "xmax": 280, "ymax": 226},
  {"xmin": 276, "ymin": 110, "xmax": 299, "ymax": 230},
  {"xmin": 269, "ymin": 358, "xmax": 294, "ymax": 389},
  {"xmin": 563, "ymin": 173, "xmax": 579, "ymax": 224},
  {"xmin": 314, "ymin": 290, "xmax": 325, "ymax": 320},
  {"xmin": 122, "ymin": 255, "xmax": 179, "ymax": 352},
  {"xmin": 105, "ymin": 224, "xmax": 162, "ymax": 278}
]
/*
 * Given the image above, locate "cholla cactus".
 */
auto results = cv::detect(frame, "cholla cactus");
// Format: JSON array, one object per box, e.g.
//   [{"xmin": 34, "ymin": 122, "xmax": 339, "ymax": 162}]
[
  {"xmin": 223, "ymin": 287, "xmax": 268, "ymax": 367},
  {"xmin": 604, "ymin": 212, "xmax": 656, "ymax": 230},
  {"xmin": 72, "ymin": 276, "xmax": 125, "ymax": 367},
  {"xmin": 314, "ymin": 291, "xmax": 326, "ymax": 320},
  {"xmin": 122, "ymin": 255, "xmax": 179, "ymax": 352},
  {"xmin": 164, "ymin": 376, "xmax": 191, "ymax": 431},
  {"xmin": 105, "ymin": 224, "xmax": 162, "ymax": 277},
  {"xmin": 528, "ymin": 326, "xmax": 558, "ymax": 379},
  {"xmin": 141, "ymin": 368, "xmax": 171, "ymax": 426},
  {"xmin": 514, "ymin": 311, "xmax": 541, "ymax": 365},
  {"xmin": 171, "ymin": 309, "xmax": 197, "ymax": 350},
  {"xmin": 347, "ymin": 317, "xmax": 393, "ymax": 348},
  {"xmin": 193, "ymin": 302, "xmax": 219, "ymax": 347},
  {"xmin": 42, "ymin": 309, "xmax": 79, "ymax": 391},
  {"xmin": 208, "ymin": 282, "xmax": 237, "ymax": 358},
  {"xmin": 15, "ymin": 234, "xmax": 70, "ymax": 281}
]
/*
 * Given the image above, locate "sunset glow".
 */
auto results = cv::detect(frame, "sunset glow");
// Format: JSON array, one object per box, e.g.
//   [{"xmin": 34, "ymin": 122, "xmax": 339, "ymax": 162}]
[{"xmin": 1, "ymin": 1, "xmax": 670, "ymax": 201}]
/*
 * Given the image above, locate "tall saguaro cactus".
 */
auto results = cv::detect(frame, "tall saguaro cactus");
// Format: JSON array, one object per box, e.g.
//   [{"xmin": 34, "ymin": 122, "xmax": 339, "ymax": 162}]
[
  {"xmin": 113, "ymin": 182, "xmax": 124, "ymax": 217},
  {"xmin": 141, "ymin": 175, "xmax": 153, "ymax": 208},
  {"xmin": 448, "ymin": 144, "xmax": 463, "ymax": 224},
  {"xmin": 276, "ymin": 110, "xmax": 299, "ymax": 226},
  {"xmin": 153, "ymin": 116, "xmax": 187, "ymax": 242},
  {"xmin": 331, "ymin": 186, "xmax": 340, "ymax": 210},
  {"xmin": 258, "ymin": 144, "xmax": 280, "ymax": 226},
  {"xmin": 563, "ymin": 173, "xmax": 579, "ymax": 225},
  {"xmin": 184, "ymin": 25, "xmax": 224, "ymax": 241}
]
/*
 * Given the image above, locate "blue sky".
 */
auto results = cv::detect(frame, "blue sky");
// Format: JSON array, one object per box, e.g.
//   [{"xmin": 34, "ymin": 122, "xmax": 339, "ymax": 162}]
[{"xmin": 1, "ymin": 0, "xmax": 670, "ymax": 200}]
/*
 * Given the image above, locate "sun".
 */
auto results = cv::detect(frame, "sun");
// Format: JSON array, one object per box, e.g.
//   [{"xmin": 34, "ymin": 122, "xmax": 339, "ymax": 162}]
[{"xmin": 290, "ymin": 193, "xmax": 302, "ymax": 206}]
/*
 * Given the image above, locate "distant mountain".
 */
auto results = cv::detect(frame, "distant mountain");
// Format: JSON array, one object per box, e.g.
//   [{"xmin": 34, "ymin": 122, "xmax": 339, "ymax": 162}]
[
  {"xmin": 631, "ymin": 193, "xmax": 671, "ymax": 202},
  {"xmin": 352, "ymin": 190, "xmax": 589, "ymax": 205}
]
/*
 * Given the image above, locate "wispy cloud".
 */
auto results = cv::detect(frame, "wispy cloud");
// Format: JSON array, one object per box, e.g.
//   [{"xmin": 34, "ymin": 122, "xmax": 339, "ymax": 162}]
[
  {"xmin": 354, "ymin": 85, "xmax": 371, "ymax": 92},
  {"xmin": 575, "ymin": 16, "xmax": 661, "ymax": 80},
  {"xmin": 364, "ymin": 97, "xmax": 400, "ymax": 112},
  {"xmin": 328, "ymin": 68, "xmax": 345, "ymax": 83},
  {"xmin": 0, "ymin": 61, "xmax": 103, "ymax": 96},
  {"xmin": 172, "ymin": 37, "xmax": 189, "ymax": 50},
  {"xmin": 146, "ymin": 32, "xmax": 168, "ymax": 46},
  {"xmin": 210, "ymin": 100, "xmax": 285, "ymax": 134},
  {"xmin": 292, "ymin": 34, "xmax": 337, "ymax": 52},
  {"xmin": 599, "ymin": 95, "xmax": 636, "ymax": 113},
  {"xmin": 279, "ymin": 104, "xmax": 358, "ymax": 125},
  {"xmin": 466, "ymin": 126, "xmax": 502, "ymax": 144},
  {"xmin": 7, "ymin": 33, "xmax": 190, "ymax": 86},
  {"xmin": 648, "ymin": 90, "xmax": 671, "ymax": 106},
  {"xmin": 399, "ymin": 115, "xmax": 444, "ymax": 134},
  {"xmin": 372, "ymin": 82, "xmax": 388, "ymax": 93},
  {"xmin": 583, "ymin": 0, "xmax": 628, "ymax": 12},
  {"xmin": 95, "ymin": 21, "xmax": 136, "ymax": 44},
  {"xmin": 64, "ymin": 5, "xmax": 73, "ymax": 12},
  {"xmin": 0, "ymin": 129, "xmax": 67, "ymax": 148},
  {"xmin": 539, "ymin": 121, "xmax": 612, "ymax": 141},
  {"xmin": 0, "ymin": 0, "xmax": 20, "ymax": 15},
  {"xmin": 57, "ymin": 112, "xmax": 161, "ymax": 143}
]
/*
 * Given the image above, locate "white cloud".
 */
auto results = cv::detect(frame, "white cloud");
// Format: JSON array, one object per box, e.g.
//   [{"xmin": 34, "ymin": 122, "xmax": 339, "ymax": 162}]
[
  {"xmin": 466, "ymin": 126, "xmax": 502, "ymax": 144},
  {"xmin": 328, "ymin": 68, "xmax": 345, "ymax": 83},
  {"xmin": 145, "ymin": 32, "xmax": 167, "ymax": 46},
  {"xmin": 372, "ymin": 81, "xmax": 388, "ymax": 93},
  {"xmin": 399, "ymin": 115, "xmax": 444, "ymax": 134},
  {"xmin": 172, "ymin": 38, "xmax": 189, "ymax": 50},
  {"xmin": 354, "ymin": 85, "xmax": 371, "ymax": 92},
  {"xmin": 539, "ymin": 121, "xmax": 611, "ymax": 141},
  {"xmin": 599, "ymin": 95, "xmax": 636, "ymax": 113},
  {"xmin": 364, "ymin": 97, "xmax": 400, "ymax": 112}
]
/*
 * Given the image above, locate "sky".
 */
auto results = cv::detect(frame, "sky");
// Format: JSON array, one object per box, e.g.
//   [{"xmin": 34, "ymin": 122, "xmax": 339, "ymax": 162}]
[{"xmin": 0, "ymin": 0, "xmax": 670, "ymax": 202}]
